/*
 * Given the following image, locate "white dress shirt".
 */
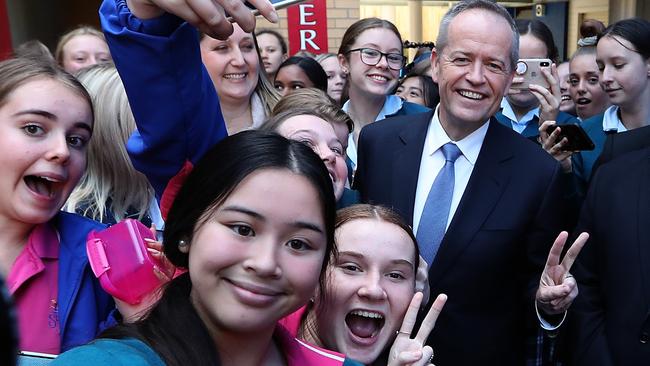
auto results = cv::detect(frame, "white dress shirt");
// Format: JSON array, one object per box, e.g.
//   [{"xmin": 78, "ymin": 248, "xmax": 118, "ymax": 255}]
[
  {"xmin": 412, "ymin": 105, "xmax": 490, "ymax": 235},
  {"xmin": 343, "ymin": 95, "xmax": 404, "ymax": 170},
  {"xmin": 602, "ymin": 105, "xmax": 628, "ymax": 133}
]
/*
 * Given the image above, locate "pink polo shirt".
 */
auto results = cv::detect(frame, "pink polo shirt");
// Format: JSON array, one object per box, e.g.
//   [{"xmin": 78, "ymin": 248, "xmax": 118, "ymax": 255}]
[{"xmin": 7, "ymin": 223, "xmax": 61, "ymax": 354}]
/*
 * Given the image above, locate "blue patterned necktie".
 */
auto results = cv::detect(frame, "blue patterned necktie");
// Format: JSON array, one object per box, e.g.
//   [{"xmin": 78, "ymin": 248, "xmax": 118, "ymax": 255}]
[{"xmin": 417, "ymin": 142, "xmax": 462, "ymax": 264}]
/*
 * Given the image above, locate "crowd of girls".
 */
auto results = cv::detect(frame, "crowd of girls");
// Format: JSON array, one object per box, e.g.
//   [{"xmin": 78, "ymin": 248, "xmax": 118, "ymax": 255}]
[
  {"xmin": 0, "ymin": 0, "xmax": 648, "ymax": 365},
  {"xmin": 542, "ymin": 18, "xmax": 650, "ymax": 185}
]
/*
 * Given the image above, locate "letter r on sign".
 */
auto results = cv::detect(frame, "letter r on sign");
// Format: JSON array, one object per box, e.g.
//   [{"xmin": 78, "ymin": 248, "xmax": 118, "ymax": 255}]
[{"xmin": 300, "ymin": 30, "xmax": 320, "ymax": 50}]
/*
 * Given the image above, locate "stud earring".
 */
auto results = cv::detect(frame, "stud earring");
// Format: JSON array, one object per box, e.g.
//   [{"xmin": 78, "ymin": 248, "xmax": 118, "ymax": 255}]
[{"xmin": 178, "ymin": 239, "xmax": 189, "ymax": 253}]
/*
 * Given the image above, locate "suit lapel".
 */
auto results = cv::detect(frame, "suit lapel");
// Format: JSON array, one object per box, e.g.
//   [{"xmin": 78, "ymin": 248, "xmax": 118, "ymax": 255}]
[
  {"xmin": 428, "ymin": 119, "xmax": 514, "ymax": 287},
  {"xmin": 391, "ymin": 112, "xmax": 432, "ymax": 225}
]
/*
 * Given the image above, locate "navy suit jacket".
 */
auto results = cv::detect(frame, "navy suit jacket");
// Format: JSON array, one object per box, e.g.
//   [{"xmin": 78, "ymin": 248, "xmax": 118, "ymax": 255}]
[
  {"xmin": 570, "ymin": 147, "xmax": 650, "ymax": 366},
  {"xmin": 354, "ymin": 111, "xmax": 565, "ymax": 365}
]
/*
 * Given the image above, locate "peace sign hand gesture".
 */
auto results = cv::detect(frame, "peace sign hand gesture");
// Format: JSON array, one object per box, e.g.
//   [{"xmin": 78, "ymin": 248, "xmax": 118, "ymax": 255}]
[
  {"xmin": 388, "ymin": 292, "xmax": 448, "ymax": 366},
  {"xmin": 536, "ymin": 231, "xmax": 589, "ymax": 315}
]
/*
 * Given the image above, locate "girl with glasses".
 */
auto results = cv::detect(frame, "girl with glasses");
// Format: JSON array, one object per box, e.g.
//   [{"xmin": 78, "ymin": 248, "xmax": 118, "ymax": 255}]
[{"xmin": 337, "ymin": 18, "xmax": 431, "ymax": 176}]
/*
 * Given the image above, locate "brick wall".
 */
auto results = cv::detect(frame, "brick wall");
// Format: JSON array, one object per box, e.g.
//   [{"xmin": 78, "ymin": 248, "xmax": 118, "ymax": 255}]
[{"xmin": 256, "ymin": 0, "xmax": 360, "ymax": 55}]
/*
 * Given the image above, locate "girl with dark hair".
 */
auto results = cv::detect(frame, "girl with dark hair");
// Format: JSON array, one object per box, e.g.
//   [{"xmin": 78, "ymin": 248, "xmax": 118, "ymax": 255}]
[
  {"xmin": 541, "ymin": 18, "xmax": 650, "ymax": 184},
  {"xmin": 274, "ymin": 56, "xmax": 328, "ymax": 96},
  {"xmin": 98, "ymin": 1, "xmax": 444, "ymax": 363},
  {"xmin": 54, "ymin": 131, "xmax": 361, "ymax": 366},
  {"xmin": 395, "ymin": 74, "xmax": 440, "ymax": 109},
  {"xmin": 256, "ymin": 29, "xmax": 288, "ymax": 80},
  {"xmin": 498, "ymin": 18, "xmax": 579, "ymax": 142}
]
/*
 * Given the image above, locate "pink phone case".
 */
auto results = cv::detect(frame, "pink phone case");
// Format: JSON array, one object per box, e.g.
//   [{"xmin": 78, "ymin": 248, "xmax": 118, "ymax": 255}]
[{"xmin": 86, "ymin": 219, "xmax": 164, "ymax": 305}]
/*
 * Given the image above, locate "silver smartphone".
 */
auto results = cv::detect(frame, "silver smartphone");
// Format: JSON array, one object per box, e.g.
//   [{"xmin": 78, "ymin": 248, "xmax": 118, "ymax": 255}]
[{"xmin": 511, "ymin": 58, "xmax": 551, "ymax": 89}]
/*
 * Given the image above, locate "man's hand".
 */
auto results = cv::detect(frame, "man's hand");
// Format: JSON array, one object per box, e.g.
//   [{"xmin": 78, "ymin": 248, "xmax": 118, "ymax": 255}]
[
  {"xmin": 388, "ymin": 292, "xmax": 448, "ymax": 366},
  {"xmin": 126, "ymin": 0, "xmax": 278, "ymax": 40},
  {"xmin": 536, "ymin": 231, "xmax": 589, "ymax": 315}
]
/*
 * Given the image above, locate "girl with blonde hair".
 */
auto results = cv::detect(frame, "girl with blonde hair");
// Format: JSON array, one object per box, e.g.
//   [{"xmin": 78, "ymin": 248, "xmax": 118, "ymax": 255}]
[
  {"xmin": 55, "ymin": 25, "xmax": 112, "ymax": 74},
  {"xmin": 64, "ymin": 63, "xmax": 158, "ymax": 226}
]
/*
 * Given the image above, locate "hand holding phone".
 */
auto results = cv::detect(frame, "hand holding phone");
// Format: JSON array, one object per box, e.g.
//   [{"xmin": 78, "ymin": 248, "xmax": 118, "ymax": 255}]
[
  {"xmin": 545, "ymin": 124, "xmax": 595, "ymax": 151},
  {"xmin": 511, "ymin": 58, "xmax": 552, "ymax": 90}
]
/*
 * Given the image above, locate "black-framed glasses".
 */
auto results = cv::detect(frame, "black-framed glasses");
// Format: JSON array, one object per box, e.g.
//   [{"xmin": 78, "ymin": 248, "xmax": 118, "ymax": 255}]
[{"xmin": 347, "ymin": 48, "xmax": 406, "ymax": 71}]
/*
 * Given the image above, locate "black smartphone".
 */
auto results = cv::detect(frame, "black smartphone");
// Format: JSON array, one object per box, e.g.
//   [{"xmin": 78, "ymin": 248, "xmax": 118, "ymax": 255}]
[{"xmin": 545, "ymin": 124, "xmax": 595, "ymax": 151}]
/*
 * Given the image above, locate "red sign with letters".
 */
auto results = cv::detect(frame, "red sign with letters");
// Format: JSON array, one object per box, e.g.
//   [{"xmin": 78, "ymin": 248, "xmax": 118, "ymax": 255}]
[
  {"xmin": 0, "ymin": 0, "xmax": 12, "ymax": 60},
  {"xmin": 287, "ymin": 0, "xmax": 328, "ymax": 55}
]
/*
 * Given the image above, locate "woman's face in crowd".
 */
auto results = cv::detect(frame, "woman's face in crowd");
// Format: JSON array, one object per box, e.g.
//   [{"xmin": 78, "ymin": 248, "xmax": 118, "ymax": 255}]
[
  {"xmin": 277, "ymin": 115, "xmax": 347, "ymax": 201},
  {"xmin": 569, "ymin": 53, "xmax": 610, "ymax": 120},
  {"xmin": 200, "ymin": 24, "xmax": 260, "ymax": 104},
  {"xmin": 0, "ymin": 78, "xmax": 92, "ymax": 225},
  {"xmin": 507, "ymin": 33, "xmax": 549, "ymax": 109},
  {"xmin": 557, "ymin": 62, "xmax": 576, "ymax": 114},
  {"xmin": 340, "ymin": 28, "xmax": 402, "ymax": 98},
  {"xmin": 257, "ymin": 33, "xmax": 286, "ymax": 77},
  {"xmin": 319, "ymin": 56, "xmax": 347, "ymax": 103},
  {"xmin": 597, "ymin": 35, "xmax": 650, "ymax": 110},
  {"xmin": 61, "ymin": 35, "xmax": 112, "ymax": 74},
  {"xmin": 188, "ymin": 168, "xmax": 327, "ymax": 334},
  {"xmin": 395, "ymin": 76, "xmax": 426, "ymax": 106},
  {"xmin": 274, "ymin": 65, "xmax": 314, "ymax": 96},
  {"xmin": 316, "ymin": 218, "xmax": 416, "ymax": 364}
]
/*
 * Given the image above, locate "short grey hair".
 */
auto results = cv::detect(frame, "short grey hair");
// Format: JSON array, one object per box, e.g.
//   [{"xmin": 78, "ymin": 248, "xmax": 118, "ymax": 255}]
[{"xmin": 436, "ymin": 0, "xmax": 519, "ymax": 71}]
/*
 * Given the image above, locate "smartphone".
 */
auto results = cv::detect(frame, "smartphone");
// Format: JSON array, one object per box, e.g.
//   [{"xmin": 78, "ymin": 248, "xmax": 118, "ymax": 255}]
[
  {"xmin": 228, "ymin": 0, "xmax": 307, "ymax": 20},
  {"xmin": 545, "ymin": 124, "xmax": 595, "ymax": 151},
  {"xmin": 511, "ymin": 58, "xmax": 551, "ymax": 90}
]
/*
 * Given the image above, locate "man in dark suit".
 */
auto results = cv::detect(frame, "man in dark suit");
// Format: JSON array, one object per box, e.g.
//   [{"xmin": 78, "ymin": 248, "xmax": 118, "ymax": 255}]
[
  {"xmin": 571, "ymin": 146, "xmax": 650, "ymax": 366},
  {"xmin": 354, "ymin": 1, "xmax": 568, "ymax": 364}
]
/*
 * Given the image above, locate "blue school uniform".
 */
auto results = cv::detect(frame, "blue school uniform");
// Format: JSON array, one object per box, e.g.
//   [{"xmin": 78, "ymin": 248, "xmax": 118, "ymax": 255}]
[{"xmin": 52, "ymin": 212, "xmax": 114, "ymax": 352}]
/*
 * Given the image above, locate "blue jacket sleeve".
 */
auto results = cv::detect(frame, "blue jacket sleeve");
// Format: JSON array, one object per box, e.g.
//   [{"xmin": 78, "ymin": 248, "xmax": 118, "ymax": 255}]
[{"xmin": 99, "ymin": 0, "xmax": 227, "ymax": 200}]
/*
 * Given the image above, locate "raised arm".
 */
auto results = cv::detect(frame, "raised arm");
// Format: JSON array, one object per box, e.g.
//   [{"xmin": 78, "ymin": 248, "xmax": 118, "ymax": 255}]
[{"xmin": 99, "ymin": 0, "xmax": 276, "ymax": 202}]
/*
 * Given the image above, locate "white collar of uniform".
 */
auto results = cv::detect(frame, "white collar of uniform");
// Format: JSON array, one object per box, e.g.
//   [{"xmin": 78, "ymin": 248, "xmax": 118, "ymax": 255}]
[
  {"xmin": 602, "ymin": 105, "xmax": 627, "ymax": 133},
  {"xmin": 500, "ymin": 98, "xmax": 539, "ymax": 124},
  {"xmin": 425, "ymin": 104, "xmax": 489, "ymax": 165},
  {"xmin": 341, "ymin": 95, "xmax": 404, "ymax": 122}
]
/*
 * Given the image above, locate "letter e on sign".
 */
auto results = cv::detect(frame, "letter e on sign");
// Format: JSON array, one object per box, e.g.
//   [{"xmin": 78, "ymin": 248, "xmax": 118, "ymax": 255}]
[{"xmin": 287, "ymin": 0, "xmax": 328, "ymax": 54}]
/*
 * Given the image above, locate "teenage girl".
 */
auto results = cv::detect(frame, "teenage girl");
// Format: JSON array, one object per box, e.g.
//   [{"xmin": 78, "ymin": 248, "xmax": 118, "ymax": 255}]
[
  {"xmin": 498, "ymin": 19, "xmax": 579, "ymax": 142},
  {"xmin": 315, "ymin": 53, "xmax": 347, "ymax": 104},
  {"xmin": 567, "ymin": 19, "xmax": 611, "ymax": 121},
  {"xmin": 337, "ymin": 18, "xmax": 430, "ymax": 172},
  {"xmin": 273, "ymin": 56, "xmax": 328, "ymax": 96},
  {"xmin": 541, "ymin": 18, "xmax": 650, "ymax": 184},
  {"xmin": 0, "ymin": 57, "xmax": 113, "ymax": 355},
  {"xmin": 55, "ymin": 26, "xmax": 112, "ymax": 74}
]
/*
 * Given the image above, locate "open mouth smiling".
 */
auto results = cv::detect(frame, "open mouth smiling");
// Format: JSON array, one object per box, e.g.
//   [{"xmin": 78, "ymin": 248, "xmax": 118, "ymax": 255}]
[
  {"xmin": 345, "ymin": 309, "xmax": 385, "ymax": 343},
  {"xmin": 24, "ymin": 175, "xmax": 63, "ymax": 199}
]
